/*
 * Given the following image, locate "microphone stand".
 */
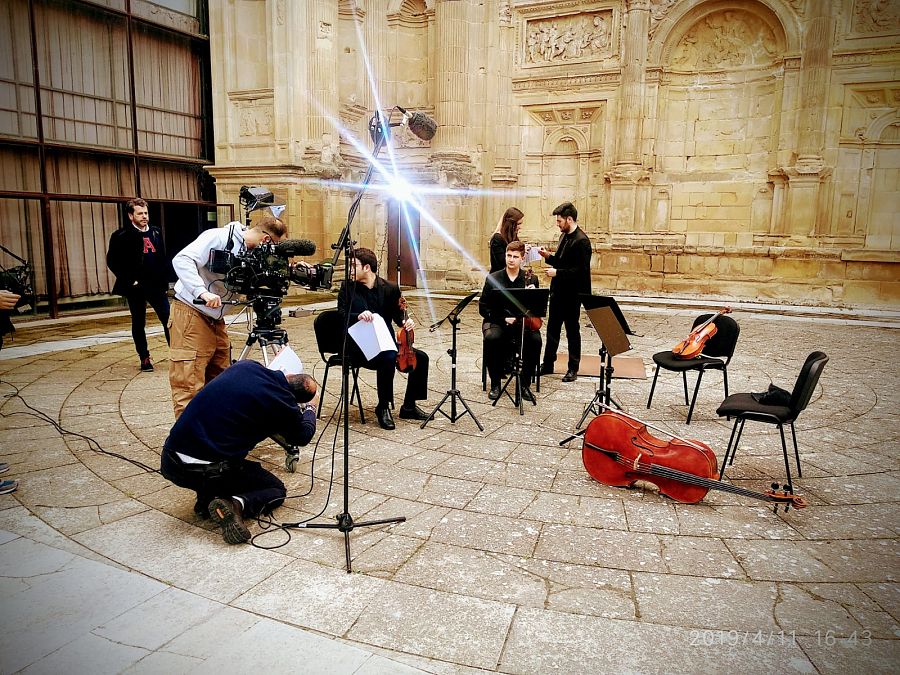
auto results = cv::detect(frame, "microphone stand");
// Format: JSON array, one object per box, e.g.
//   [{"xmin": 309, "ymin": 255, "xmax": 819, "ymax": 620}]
[{"xmin": 288, "ymin": 110, "xmax": 406, "ymax": 573}]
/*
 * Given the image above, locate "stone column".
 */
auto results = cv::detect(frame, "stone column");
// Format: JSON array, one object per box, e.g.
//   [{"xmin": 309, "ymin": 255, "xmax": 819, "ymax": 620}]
[
  {"xmin": 785, "ymin": 0, "xmax": 835, "ymax": 237},
  {"xmin": 433, "ymin": 0, "xmax": 468, "ymax": 152},
  {"xmin": 606, "ymin": 0, "xmax": 652, "ymax": 233}
]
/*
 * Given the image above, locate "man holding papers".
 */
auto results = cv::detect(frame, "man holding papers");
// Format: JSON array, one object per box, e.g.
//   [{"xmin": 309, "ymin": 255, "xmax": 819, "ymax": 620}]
[{"xmin": 337, "ymin": 247, "xmax": 430, "ymax": 430}]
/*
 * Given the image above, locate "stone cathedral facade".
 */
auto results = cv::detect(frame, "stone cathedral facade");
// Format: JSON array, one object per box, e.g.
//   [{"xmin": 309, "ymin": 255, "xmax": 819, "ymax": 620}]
[{"xmin": 206, "ymin": 0, "xmax": 899, "ymax": 308}]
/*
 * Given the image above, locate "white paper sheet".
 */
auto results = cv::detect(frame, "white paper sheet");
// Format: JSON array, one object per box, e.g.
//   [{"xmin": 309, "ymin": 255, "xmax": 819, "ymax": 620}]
[
  {"xmin": 524, "ymin": 245, "xmax": 542, "ymax": 263},
  {"xmin": 347, "ymin": 314, "xmax": 396, "ymax": 361},
  {"xmin": 267, "ymin": 345, "xmax": 304, "ymax": 375}
]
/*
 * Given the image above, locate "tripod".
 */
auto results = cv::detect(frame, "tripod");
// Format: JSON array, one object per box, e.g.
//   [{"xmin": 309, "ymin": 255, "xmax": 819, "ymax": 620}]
[
  {"xmin": 286, "ymin": 109, "xmax": 406, "ymax": 572},
  {"xmin": 421, "ymin": 292, "xmax": 482, "ymax": 431}
]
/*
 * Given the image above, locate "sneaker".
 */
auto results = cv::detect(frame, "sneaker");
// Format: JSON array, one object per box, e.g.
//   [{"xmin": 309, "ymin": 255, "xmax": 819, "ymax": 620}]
[
  {"xmin": 0, "ymin": 463, "xmax": 9, "ymax": 474},
  {"xmin": 0, "ymin": 479, "xmax": 18, "ymax": 495},
  {"xmin": 140, "ymin": 356, "xmax": 154, "ymax": 372},
  {"xmin": 208, "ymin": 498, "xmax": 251, "ymax": 544}
]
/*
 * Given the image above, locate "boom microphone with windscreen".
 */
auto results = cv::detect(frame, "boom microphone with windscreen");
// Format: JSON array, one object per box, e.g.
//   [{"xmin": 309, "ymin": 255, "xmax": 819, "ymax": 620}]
[
  {"xmin": 398, "ymin": 107, "xmax": 437, "ymax": 141},
  {"xmin": 274, "ymin": 239, "xmax": 317, "ymax": 257}
]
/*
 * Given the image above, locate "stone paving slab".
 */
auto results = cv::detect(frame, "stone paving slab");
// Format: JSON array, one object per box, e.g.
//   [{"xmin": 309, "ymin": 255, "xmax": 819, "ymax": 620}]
[{"xmin": 0, "ymin": 298, "xmax": 898, "ymax": 672}]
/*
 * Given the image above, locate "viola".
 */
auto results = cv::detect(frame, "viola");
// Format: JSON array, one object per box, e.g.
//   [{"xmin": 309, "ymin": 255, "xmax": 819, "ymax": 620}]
[
  {"xmin": 396, "ymin": 296, "xmax": 417, "ymax": 373},
  {"xmin": 672, "ymin": 307, "xmax": 732, "ymax": 359},
  {"xmin": 581, "ymin": 409, "xmax": 807, "ymax": 511}
]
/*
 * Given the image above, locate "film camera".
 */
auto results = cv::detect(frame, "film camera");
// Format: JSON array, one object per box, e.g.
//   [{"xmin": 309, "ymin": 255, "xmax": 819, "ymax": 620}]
[{"xmin": 0, "ymin": 245, "xmax": 34, "ymax": 313}]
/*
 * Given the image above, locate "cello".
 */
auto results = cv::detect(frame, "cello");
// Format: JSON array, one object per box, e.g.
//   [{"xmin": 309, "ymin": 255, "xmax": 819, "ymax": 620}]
[
  {"xmin": 672, "ymin": 307, "xmax": 731, "ymax": 359},
  {"xmin": 581, "ymin": 408, "xmax": 806, "ymax": 511},
  {"xmin": 520, "ymin": 265, "xmax": 543, "ymax": 332},
  {"xmin": 396, "ymin": 296, "xmax": 417, "ymax": 373}
]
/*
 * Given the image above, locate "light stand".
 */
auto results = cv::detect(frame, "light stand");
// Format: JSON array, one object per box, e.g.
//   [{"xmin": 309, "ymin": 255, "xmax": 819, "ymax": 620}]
[
  {"xmin": 420, "ymin": 292, "xmax": 482, "ymax": 431},
  {"xmin": 286, "ymin": 109, "xmax": 406, "ymax": 573}
]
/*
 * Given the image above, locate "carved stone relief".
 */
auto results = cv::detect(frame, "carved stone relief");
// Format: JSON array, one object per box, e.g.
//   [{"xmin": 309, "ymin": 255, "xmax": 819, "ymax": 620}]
[
  {"xmin": 670, "ymin": 10, "xmax": 779, "ymax": 69},
  {"xmin": 852, "ymin": 0, "xmax": 900, "ymax": 34},
  {"xmin": 524, "ymin": 11, "xmax": 613, "ymax": 65},
  {"xmin": 237, "ymin": 102, "xmax": 274, "ymax": 138}
]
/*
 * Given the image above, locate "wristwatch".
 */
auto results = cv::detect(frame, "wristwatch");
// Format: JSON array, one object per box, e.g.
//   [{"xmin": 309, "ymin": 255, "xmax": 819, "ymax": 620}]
[{"xmin": 299, "ymin": 403, "xmax": 316, "ymax": 414}]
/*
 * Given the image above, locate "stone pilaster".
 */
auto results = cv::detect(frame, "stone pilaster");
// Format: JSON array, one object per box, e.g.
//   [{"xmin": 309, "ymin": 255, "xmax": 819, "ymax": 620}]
[{"xmin": 607, "ymin": 0, "xmax": 652, "ymax": 233}]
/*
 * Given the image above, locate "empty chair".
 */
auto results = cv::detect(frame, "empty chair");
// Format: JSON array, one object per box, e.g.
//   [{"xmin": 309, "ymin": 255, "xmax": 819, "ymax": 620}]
[
  {"xmin": 313, "ymin": 309, "xmax": 365, "ymax": 422},
  {"xmin": 716, "ymin": 351, "xmax": 829, "ymax": 486},
  {"xmin": 646, "ymin": 313, "xmax": 740, "ymax": 424}
]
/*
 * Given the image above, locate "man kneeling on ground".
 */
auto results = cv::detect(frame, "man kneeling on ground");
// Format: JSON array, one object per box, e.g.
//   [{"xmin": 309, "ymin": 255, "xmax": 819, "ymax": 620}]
[{"xmin": 161, "ymin": 360, "xmax": 318, "ymax": 544}]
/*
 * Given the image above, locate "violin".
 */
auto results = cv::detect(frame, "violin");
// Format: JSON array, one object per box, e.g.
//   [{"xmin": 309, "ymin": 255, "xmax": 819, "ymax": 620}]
[
  {"xmin": 581, "ymin": 409, "xmax": 807, "ymax": 511},
  {"xmin": 672, "ymin": 307, "xmax": 731, "ymax": 359},
  {"xmin": 521, "ymin": 266, "xmax": 543, "ymax": 331},
  {"xmin": 396, "ymin": 296, "xmax": 417, "ymax": 373}
]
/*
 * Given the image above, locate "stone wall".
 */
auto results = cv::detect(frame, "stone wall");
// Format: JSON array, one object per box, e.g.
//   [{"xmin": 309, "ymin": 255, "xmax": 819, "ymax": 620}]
[{"xmin": 206, "ymin": 0, "xmax": 900, "ymax": 308}]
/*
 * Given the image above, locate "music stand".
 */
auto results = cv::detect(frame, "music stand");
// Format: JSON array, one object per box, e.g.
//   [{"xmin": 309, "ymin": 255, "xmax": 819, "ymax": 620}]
[
  {"xmin": 560, "ymin": 295, "xmax": 632, "ymax": 445},
  {"xmin": 491, "ymin": 288, "xmax": 549, "ymax": 415},
  {"xmin": 420, "ymin": 292, "xmax": 483, "ymax": 430}
]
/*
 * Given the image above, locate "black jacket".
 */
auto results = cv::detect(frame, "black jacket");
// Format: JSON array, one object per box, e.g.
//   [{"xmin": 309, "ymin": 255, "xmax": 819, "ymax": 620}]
[
  {"xmin": 479, "ymin": 268, "xmax": 539, "ymax": 324},
  {"xmin": 337, "ymin": 276, "xmax": 405, "ymax": 329},
  {"xmin": 106, "ymin": 225, "xmax": 170, "ymax": 296},
  {"xmin": 546, "ymin": 226, "xmax": 592, "ymax": 296}
]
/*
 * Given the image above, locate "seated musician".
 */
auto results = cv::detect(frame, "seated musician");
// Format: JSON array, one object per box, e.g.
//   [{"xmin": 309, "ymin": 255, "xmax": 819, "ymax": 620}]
[
  {"xmin": 479, "ymin": 240, "xmax": 542, "ymax": 403},
  {"xmin": 337, "ymin": 247, "xmax": 430, "ymax": 430}
]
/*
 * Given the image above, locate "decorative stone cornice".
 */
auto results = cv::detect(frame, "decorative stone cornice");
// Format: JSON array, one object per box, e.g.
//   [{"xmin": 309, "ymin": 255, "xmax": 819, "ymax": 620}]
[
  {"xmin": 604, "ymin": 163, "xmax": 652, "ymax": 184},
  {"xmin": 512, "ymin": 70, "xmax": 620, "ymax": 91}
]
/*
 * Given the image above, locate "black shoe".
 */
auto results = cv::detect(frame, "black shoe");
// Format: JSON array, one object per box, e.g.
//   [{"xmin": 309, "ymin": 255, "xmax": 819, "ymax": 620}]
[
  {"xmin": 208, "ymin": 498, "xmax": 251, "ymax": 544},
  {"xmin": 521, "ymin": 387, "xmax": 536, "ymax": 404},
  {"xmin": 562, "ymin": 370, "xmax": 578, "ymax": 382},
  {"xmin": 375, "ymin": 404, "xmax": 395, "ymax": 430},
  {"xmin": 140, "ymin": 356, "xmax": 154, "ymax": 372},
  {"xmin": 193, "ymin": 499, "xmax": 210, "ymax": 520},
  {"xmin": 399, "ymin": 404, "xmax": 429, "ymax": 421},
  {"xmin": 540, "ymin": 363, "xmax": 555, "ymax": 376},
  {"xmin": 488, "ymin": 385, "xmax": 501, "ymax": 401}
]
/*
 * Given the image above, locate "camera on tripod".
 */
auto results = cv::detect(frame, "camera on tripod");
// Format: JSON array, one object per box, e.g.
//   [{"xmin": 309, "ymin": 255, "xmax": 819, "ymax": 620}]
[
  {"xmin": 209, "ymin": 239, "xmax": 334, "ymax": 297},
  {"xmin": 0, "ymin": 245, "xmax": 34, "ymax": 312}
]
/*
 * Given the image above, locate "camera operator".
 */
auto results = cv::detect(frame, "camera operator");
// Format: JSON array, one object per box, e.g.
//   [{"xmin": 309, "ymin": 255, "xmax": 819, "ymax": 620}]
[
  {"xmin": 160, "ymin": 359, "xmax": 318, "ymax": 544},
  {"xmin": 169, "ymin": 215, "xmax": 287, "ymax": 418}
]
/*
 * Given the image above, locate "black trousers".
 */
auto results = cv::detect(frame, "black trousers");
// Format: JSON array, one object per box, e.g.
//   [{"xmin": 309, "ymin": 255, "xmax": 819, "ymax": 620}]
[
  {"xmin": 348, "ymin": 344, "xmax": 429, "ymax": 408},
  {"xmin": 124, "ymin": 284, "xmax": 171, "ymax": 358},
  {"xmin": 483, "ymin": 321, "xmax": 541, "ymax": 388},
  {"xmin": 160, "ymin": 447, "xmax": 286, "ymax": 518},
  {"xmin": 542, "ymin": 294, "xmax": 582, "ymax": 372}
]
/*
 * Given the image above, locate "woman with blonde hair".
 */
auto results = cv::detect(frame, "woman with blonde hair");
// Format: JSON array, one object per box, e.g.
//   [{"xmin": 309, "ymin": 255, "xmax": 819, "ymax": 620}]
[{"xmin": 488, "ymin": 207, "xmax": 524, "ymax": 273}]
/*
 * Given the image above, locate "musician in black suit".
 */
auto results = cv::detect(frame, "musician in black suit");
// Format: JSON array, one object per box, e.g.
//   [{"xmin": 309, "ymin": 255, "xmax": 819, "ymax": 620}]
[
  {"xmin": 539, "ymin": 201, "xmax": 592, "ymax": 382},
  {"xmin": 479, "ymin": 240, "xmax": 542, "ymax": 403},
  {"xmin": 337, "ymin": 247, "xmax": 429, "ymax": 430}
]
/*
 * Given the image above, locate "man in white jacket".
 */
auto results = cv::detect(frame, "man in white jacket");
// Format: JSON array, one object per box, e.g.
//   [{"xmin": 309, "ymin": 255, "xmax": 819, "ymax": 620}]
[{"xmin": 169, "ymin": 216, "xmax": 287, "ymax": 418}]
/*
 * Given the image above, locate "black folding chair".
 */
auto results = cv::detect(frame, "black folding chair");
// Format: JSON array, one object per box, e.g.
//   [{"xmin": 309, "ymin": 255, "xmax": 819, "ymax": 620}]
[
  {"xmin": 313, "ymin": 309, "xmax": 365, "ymax": 422},
  {"xmin": 647, "ymin": 313, "xmax": 740, "ymax": 424},
  {"xmin": 716, "ymin": 351, "xmax": 829, "ymax": 485}
]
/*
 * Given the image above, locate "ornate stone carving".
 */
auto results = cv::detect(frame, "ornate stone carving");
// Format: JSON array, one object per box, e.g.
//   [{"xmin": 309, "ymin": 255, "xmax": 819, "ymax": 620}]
[
  {"xmin": 648, "ymin": 0, "xmax": 677, "ymax": 38},
  {"xmin": 670, "ymin": 10, "xmax": 779, "ymax": 69},
  {"xmin": 276, "ymin": 0, "xmax": 285, "ymax": 26},
  {"xmin": 512, "ymin": 71, "xmax": 620, "ymax": 91},
  {"xmin": 852, "ymin": 0, "xmax": 900, "ymax": 34},
  {"xmin": 237, "ymin": 103, "xmax": 274, "ymax": 137},
  {"xmin": 524, "ymin": 11, "xmax": 613, "ymax": 65},
  {"xmin": 432, "ymin": 152, "xmax": 481, "ymax": 187},
  {"xmin": 499, "ymin": 0, "xmax": 513, "ymax": 26}
]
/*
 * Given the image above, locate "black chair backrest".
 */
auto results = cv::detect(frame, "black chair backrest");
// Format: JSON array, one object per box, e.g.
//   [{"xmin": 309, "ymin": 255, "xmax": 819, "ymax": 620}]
[
  {"xmin": 694, "ymin": 313, "xmax": 740, "ymax": 361},
  {"xmin": 313, "ymin": 309, "xmax": 347, "ymax": 360},
  {"xmin": 790, "ymin": 351, "xmax": 828, "ymax": 414}
]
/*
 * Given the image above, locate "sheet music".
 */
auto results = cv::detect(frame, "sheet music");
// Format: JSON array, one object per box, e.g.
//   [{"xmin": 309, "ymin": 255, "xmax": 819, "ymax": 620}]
[
  {"xmin": 524, "ymin": 245, "xmax": 542, "ymax": 264},
  {"xmin": 348, "ymin": 314, "xmax": 396, "ymax": 360},
  {"xmin": 267, "ymin": 345, "xmax": 304, "ymax": 375}
]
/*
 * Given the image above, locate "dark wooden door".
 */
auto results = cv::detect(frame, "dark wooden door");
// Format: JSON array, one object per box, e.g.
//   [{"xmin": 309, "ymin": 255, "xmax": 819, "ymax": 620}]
[{"xmin": 386, "ymin": 200, "xmax": 420, "ymax": 287}]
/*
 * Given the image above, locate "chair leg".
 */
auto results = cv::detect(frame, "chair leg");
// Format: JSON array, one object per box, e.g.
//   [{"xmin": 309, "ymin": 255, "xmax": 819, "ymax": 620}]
[
  {"xmin": 536, "ymin": 363, "xmax": 541, "ymax": 393},
  {"xmin": 720, "ymin": 417, "xmax": 741, "ymax": 479},
  {"xmin": 351, "ymin": 368, "xmax": 365, "ymax": 423},
  {"xmin": 729, "ymin": 419, "xmax": 746, "ymax": 467},
  {"xmin": 778, "ymin": 424, "xmax": 793, "ymax": 487},
  {"xmin": 647, "ymin": 365, "xmax": 661, "ymax": 408},
  {"xmin": 682, "ymin": 372, "xmax": 689, "ymax": 405},
  {"xmin": 686, "ymin": 370, "xmax": 705, "ymax": 424},
  {"xmin": 722, "ymin": 366, "xmax": 729, "ymax": 400},
  {"xmin": 318, "ymin": 363, "xmax": 331, "ymax": 418},
  {"xmin": 790, "ymin": 422, "xmax": 801, "ymax": 478}
]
